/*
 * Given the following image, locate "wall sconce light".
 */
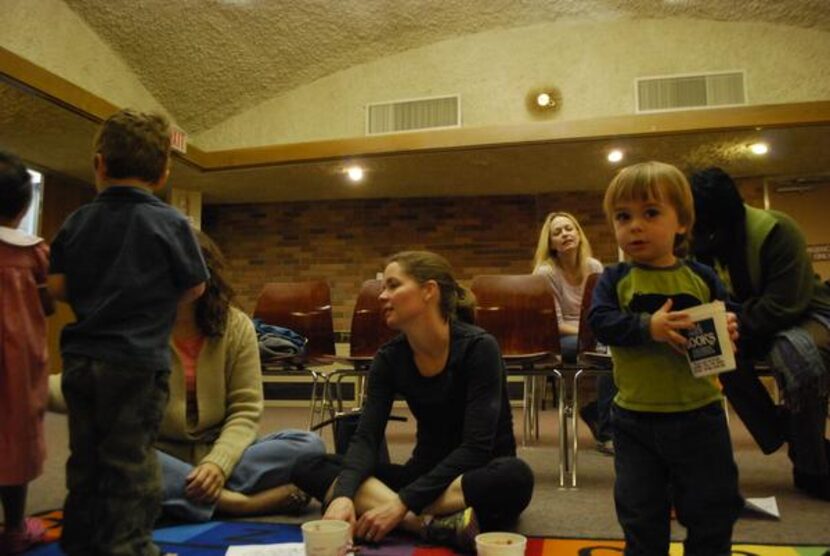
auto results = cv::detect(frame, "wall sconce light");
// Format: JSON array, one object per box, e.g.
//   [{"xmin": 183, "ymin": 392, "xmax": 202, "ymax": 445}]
[
  {"xmin": 345, "ymin": 165, "xmax": 365, "ymax": 183},
  {"xmin": 607, "ymin": 149, "xmax": 624, "ymax": 163},
  {"xmin": 526, "ymin": 86, "xmax": 562, "ymax": 117},
  {"xmin": 748, "ymin": 142, "xmax": 769, "ymax": 156}
]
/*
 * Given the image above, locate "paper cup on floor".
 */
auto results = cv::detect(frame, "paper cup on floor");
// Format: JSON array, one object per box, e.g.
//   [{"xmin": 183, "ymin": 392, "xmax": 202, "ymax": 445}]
[
  {"xmin": 682, "ymin": 301, "xmax": 736, "ymax": 377},
  {"xmin": 301, "ymin": 519, "xmax": 351, "ymax": 556},
  {"xmin": 475, "ymin": 532, "xmax": 527, "ymax": 556}
]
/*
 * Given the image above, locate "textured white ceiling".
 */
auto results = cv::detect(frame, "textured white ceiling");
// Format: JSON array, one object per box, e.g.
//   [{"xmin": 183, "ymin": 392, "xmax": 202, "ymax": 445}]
[{"xmin": 62, "ymin": 0, "xmax": 830, "ymax": 134}]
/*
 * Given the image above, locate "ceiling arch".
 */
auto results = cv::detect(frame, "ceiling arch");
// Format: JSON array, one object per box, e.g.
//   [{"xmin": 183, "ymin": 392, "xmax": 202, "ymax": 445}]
[{"xmin": 62, "ymin": 0, "xmax": 830, "ymax": 134}]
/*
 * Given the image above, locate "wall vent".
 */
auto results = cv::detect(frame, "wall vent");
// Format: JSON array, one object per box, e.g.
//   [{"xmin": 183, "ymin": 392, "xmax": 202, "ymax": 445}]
[
  {"xmin": 636, "ymin": 71, "xmax": 746, "ymax": 113},
  {"xmin": 366, "ymin": 95, "xmax": 460, "ymax": 135}
]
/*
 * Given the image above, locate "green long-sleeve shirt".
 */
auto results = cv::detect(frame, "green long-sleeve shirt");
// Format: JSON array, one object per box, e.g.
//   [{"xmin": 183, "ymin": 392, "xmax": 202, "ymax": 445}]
[{"xmin": 722, "ymin": 206, "xmax": 830, "ymax": 354}]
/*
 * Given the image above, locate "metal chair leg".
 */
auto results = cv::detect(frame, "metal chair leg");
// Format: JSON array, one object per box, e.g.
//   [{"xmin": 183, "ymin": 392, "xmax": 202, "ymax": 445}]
[
  {"xmin": 522, "ymin": 376, "xmax": 532, "ymax": 446},
  {"xmin": 572, "ymin": 369, "xmax": 583, "ymax": 488},
  {"xmin": 558, "ymin": 370, "xmax": 568, "ymax": 487},
  {"xmin": 308, "ymin": 371, "xmax": 321, "ymax": 430},
  {"xmin": 534, "ymin": 376, "xmax": 543, "ymax": 440}
]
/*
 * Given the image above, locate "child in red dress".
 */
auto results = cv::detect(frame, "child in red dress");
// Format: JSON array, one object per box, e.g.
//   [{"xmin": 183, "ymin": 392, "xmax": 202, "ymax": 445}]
[{"xmin": 0, "ymin": 150, "xmax": 53, "ymax": 554}]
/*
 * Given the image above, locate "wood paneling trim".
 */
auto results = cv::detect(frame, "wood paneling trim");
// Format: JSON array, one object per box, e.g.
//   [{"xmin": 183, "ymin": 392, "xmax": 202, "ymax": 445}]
[
  {"xmin": 0, "ymin": 46, "xmax": 209, "ymax": 167},
  {"xmin": 4, "ymin": 46, "xmax": 830, "ymax": 172},
  {"xmin": 204, "ymin": 102, "xmax": 830, "ymax": 170}
]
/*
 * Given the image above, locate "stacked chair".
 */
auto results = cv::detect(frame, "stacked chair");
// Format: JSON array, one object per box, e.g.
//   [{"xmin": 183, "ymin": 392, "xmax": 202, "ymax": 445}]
[
  {"xmin": 252, "ymin": 280, "xmax": 337, "ymax": 429},
  {"xmin": 324, "ymin": 278, "xmax": 398, "ymax": 415},
  {"xmin": 567, "ymin": 272, "xmax": 613, "ymax": 487},
  {"xmin": 470, "ymin": 274, "xmax": 571, "ymax": 484}
]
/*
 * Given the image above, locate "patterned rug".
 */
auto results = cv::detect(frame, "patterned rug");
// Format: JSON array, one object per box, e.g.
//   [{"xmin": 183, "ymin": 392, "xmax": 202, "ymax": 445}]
[{"xmin": 22, "ymin": 511, "xmax": 830, "ymax": 556}]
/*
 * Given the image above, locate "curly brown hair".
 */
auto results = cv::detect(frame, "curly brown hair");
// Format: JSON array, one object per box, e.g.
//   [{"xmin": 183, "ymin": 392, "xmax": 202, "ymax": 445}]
[
  {"xmin": 194, "ymin": 230, "xmax": 236, "ymax": 337},
  {"xmin": 94, "ymin": 109, "xmax": 171, "ymax": 184}
]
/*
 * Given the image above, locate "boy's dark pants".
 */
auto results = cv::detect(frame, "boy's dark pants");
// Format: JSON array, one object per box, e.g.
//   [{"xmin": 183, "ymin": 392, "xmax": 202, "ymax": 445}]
[
  {"xmin": 612, "ymin": 402, "xmax": 742, "ymax": 556},
  {"xmin": 60, "ymin": 355, "xmax": 170, "ymax": 556}
]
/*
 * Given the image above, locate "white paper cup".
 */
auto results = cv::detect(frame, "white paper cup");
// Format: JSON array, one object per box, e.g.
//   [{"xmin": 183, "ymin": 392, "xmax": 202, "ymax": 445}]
[
  {"xmin": 301, "ymin": 519, "xmax": 351, "ymax": 556},
  {"xmin": 475, "ymin": 532, "xmax": 527, "ymax": 556},
  {"xmin": 682, "ymin": 301, "xmax": 736, "ymax": 377}
]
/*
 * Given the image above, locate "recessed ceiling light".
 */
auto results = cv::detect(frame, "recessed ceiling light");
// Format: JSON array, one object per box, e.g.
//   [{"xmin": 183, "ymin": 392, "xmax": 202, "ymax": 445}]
[
  {"xmin": 346, "ymin": 165, "xmax": 364, "ymax": 182},
  {"xmin": 607, "ymin": 149, "xmax": 624, "ymax": 163},
  {"xmin": 749, "ymin": 142, "xmax": 769, "ymax": 155},
  {"xmin": 536, "ymin": 93, "xmax": 551, "ymax": 107}
]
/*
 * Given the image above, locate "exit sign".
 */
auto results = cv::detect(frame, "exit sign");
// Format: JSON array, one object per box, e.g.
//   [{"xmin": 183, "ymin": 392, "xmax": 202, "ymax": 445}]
[
  {"xmin": 807, "ymin": 244, "xmax": 830, "ymax": 262},
  {"xmin": 170, "ymin": 125, "xmax": 187, "ymax": 154}
]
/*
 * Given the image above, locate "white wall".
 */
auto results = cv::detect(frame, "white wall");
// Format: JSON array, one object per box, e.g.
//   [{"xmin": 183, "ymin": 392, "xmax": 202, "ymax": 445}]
[
  {"xmin": 2, "ymin": 0, "xmax": 169, "ymax": 118},
  {"xmin": 193, "ymin": 17, "xmax": 830, "ymax": 150}
]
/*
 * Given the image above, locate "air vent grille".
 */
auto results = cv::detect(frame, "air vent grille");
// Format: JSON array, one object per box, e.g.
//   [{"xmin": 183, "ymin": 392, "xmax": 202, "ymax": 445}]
[
  {"xmin": 366, "ymin": 95, "xmax": 460, "ymax": 135},
  {"xmin": 636, "ymin": 71, "xmax": 746, "ymax": 113}
]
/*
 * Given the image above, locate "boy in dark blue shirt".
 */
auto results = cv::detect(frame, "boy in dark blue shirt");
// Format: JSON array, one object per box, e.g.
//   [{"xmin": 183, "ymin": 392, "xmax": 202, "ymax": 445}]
[{"xmin": 48, "ymin": 109, "xmax": 208, "ymax": 556}]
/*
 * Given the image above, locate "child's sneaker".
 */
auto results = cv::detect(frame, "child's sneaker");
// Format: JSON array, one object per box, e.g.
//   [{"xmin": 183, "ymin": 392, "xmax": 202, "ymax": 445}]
[
  {"xmin": 596, "ymin": 439, "xmax": 615, "ymax": 456},
  {"xmin": 422, "ymin": 507, "xmax": 479, "ymax": 553},
  {"xmin": 0, "ymin": 517, "xmax": 46, "ymax": 554}
]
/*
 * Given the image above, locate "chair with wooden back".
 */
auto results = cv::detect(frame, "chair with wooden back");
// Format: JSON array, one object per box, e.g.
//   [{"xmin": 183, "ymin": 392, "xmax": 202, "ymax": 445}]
[
  {"xmin": 471, "ymin": 274, "xmax": 562, "ymax": 456},
  {"xmin": 252, "ymin": 280, "xmax": 337, "ymax": 427},
  {"xmin": 253, "ymin": 279, "xmax": 336, "ymax": 364},
  {"xmin": 327, "ymin": 279, "xmax": 399, "ymax": 413},
  {"xmin": 311, "ymin": 278, "xmax": 406, "ymax": 453},
  {"xmin": 567, "ymin": 271, "xmax": 614, "ymax": 486}
]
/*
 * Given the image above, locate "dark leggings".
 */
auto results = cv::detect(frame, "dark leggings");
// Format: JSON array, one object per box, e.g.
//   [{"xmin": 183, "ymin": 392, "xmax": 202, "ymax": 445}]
[{"xmin": 291, "ymin": 454, "xmax": 534, "ymax": 530}]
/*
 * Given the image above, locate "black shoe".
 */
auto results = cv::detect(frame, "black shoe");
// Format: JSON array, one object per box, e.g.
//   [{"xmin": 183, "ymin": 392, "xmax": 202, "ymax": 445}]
[
  {"xmin": 793, "ymin": 470, "xmax": 830, "ymax": 501},
  {"xmin": 579, "ymin": 403, "xmax": 600, "ymax": 442}
]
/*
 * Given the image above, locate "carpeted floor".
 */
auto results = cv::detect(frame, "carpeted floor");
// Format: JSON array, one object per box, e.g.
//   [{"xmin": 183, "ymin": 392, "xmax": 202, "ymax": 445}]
[
  {"xmin": 22, "ymin": 516, "xmax": 830, "ymax": 556},
  {"xmin": 17, "ymin": 403, "xmax": 830, "ymax": 549}
]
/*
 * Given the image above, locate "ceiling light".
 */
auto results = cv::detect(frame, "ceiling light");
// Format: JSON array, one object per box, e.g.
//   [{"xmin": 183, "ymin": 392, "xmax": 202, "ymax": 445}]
[
  {"xmin": 536, "ymin": 93, "xmax": 551, "ymax": 107},
  {"xmin": 346, "ymin": 165, "xmax": 364, "ymax": 182},
  {"xmin": 749, "ymin": 142, "xmax": 769, "ymax": 155},
  {"xmin": 607, "ymin": 149, "xmax": 624, "ymax": 163}
]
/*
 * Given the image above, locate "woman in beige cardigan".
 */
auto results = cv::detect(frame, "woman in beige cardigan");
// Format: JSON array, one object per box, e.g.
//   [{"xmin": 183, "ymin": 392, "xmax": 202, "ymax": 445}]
[{"xmin": 52, "ymin": 231, "xmax": 324, "ymax": 521}]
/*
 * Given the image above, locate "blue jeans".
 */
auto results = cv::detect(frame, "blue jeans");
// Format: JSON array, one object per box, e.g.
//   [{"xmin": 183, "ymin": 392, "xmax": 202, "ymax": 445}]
[
  {"xmin": 158, "ymin": 429, "xmax": 325, "ymax": 521},
  {"xmin": 612, "ymin": 402, "xmax": 742, "ymax": 556}
]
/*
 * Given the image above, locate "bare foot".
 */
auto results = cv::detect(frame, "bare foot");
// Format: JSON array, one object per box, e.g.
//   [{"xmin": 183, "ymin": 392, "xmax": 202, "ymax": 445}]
[{"xmin": 216, "ymin": 484, "xmax": 311, "ymax": 516}]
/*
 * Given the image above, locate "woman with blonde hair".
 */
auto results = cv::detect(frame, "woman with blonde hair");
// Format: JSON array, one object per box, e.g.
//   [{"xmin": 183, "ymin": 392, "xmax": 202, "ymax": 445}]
[
  {"xmin": 532, "ymin": 211, "xmax": 612, "ymax": 452},
  {"xmin": 532, "ymin": 211, "xmax": 603, "ymax": 358}
]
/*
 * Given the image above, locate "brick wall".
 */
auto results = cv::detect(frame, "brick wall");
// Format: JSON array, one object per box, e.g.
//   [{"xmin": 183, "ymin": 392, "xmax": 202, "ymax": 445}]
[
  {"xmin": 203, "ymin": 178, "xmax": 761, "ymax": 333},
  {"xmin": 203, "ymin": 190, "xmax": 617, "ymax": 332}
]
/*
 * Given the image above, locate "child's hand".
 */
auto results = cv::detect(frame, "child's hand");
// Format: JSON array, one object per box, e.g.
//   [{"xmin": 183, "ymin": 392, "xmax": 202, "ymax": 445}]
[
  {"xmin": 649, "ymin": 299, "xmax": 693, "ymax": 354},
  {"xmin": 726, "ymin": 311, "xmax": 739, "ymax": 352}
]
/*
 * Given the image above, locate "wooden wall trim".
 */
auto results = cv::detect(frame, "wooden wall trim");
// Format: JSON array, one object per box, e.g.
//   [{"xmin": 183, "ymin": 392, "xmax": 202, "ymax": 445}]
[
  {"xmin": 0, "ymin": 46, "xmax": 209, "ymax": 168},
  {"xmin": 204, "ymin": 101, "xmax": 830, "ymax": 170},
  {"xmin": 4, "ymin": 46, "xmax": 830, "ymax": 172}
]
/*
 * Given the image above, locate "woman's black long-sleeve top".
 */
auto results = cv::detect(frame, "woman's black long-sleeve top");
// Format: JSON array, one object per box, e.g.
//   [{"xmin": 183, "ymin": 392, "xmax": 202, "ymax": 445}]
[{"xmin": 331, "ymin": 320, "xmax": 516, "ymax": 514}]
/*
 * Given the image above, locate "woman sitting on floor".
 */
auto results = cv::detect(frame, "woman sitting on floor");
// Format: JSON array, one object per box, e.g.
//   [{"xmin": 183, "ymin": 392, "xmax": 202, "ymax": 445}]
[
  {"xmin": 292, "ymin": 250, "xmax": 534, "ymax": 552},
  {"xmin": 51, "ymin": 230, "xmax": 325, "ymax": 521}
]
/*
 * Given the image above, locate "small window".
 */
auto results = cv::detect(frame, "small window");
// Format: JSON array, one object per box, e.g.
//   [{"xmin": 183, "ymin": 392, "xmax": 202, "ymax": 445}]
[{"xmin": 18, "ymin": 169, "xmax": 43, "ymax": 236}]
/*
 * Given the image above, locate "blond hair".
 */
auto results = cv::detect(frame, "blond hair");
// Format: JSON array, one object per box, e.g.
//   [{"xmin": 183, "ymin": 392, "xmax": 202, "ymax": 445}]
[
  {"xmin": 532, "ymin": 211, "xmax": 594, "ymax": 281},
  {"xmin": 386, "ymin": 250, "xmax": 475, "ymax": 323},
  {"xmin": 603, "ymin": 161, "xmax": 694, "ymax": 256},
  {"xmin": 94, "ymin": 109, "xmax": 171, "ymax": 184}
]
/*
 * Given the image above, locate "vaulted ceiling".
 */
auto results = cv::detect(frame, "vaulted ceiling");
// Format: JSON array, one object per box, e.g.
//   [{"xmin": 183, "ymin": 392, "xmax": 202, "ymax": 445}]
[
  {"xmin": 62, "ymin": 0, "xmax": 830, "ymax": 134},
  {"xmin": 3, "ymin": 0, "xmax": 830, "ymax": 203}
]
